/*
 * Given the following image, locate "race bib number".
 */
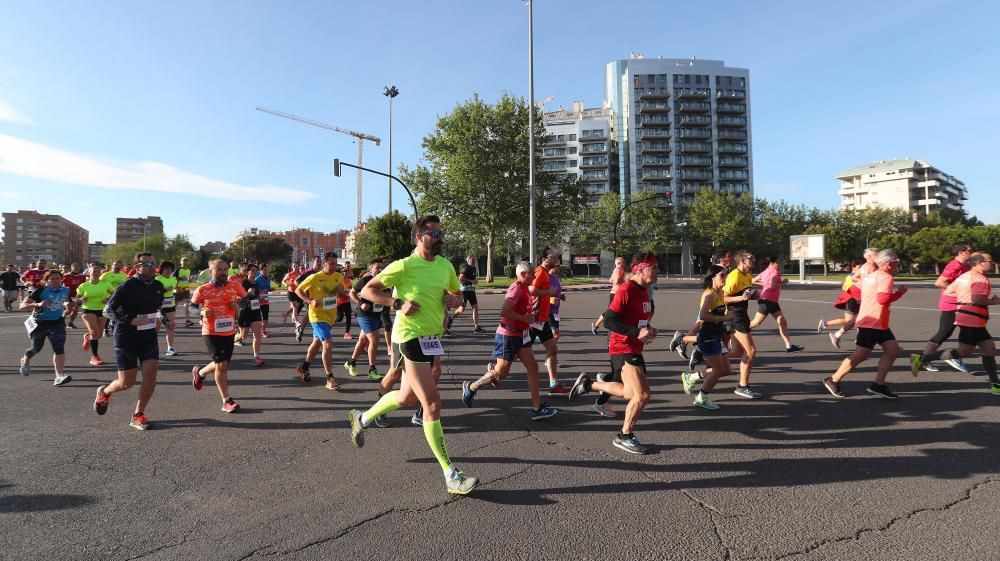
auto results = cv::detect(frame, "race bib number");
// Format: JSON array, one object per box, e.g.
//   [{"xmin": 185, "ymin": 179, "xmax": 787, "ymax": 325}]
[
  {"xmin": 24, "ymin": 316, "xmax": 37, "ymax": 336},
  {"xmin": 259, "ymin": 292, "xmax": 269, "ymax": 303},
  {"xmin": 161, "ymin": 297, "xmax": 175, "ymax": 308},
  {"xmin": 249, "ymin": 299, "xmax": 261, "ymax": 310},
  {"xmin": 321, "ymin": 296, "xmax": 338, "ymax": 309},
  {"xmin": 371, "ymin": 303, "xmax": 384, "ymax": 312},
  {"xmin": 214, "ymin": 316, "xmax": 235, "ymax": 332},
  {"xmin": 418, "ymin": 336, "xmax": 445, "ymax": 356},
  {"xmin": 522, "ymin": 330, "xmax": 532, "ymax": 345},
  {"xmin": 553, "ymin": 313, "xmax": 560, "ymax": 322},
  {"xmin": 638, "ymin": 320, "xmax": 649, "ymax": 329},
  {"xmin": 530, "ymin": 322, "xmax": 544, "ymax": 331},
  {"xmin": 136, "ymin": 314, "xmax": 157, "ymax": 331}
]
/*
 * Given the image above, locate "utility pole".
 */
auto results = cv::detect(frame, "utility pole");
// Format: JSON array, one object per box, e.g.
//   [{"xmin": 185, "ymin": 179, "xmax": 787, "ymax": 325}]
[
  {"xmin": 384, "ymin": 86, "xmax": 399, "ymax": 213},
  {"xmin": 527, "ymin": 0, "xmax": 537, "ymax": 263}
]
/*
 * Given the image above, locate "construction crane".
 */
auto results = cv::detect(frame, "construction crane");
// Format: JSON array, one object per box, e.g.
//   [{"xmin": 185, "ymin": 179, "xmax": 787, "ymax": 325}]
[{"xmin": 256, "ymin": 106, "xmax": 381, "ymax": 228}]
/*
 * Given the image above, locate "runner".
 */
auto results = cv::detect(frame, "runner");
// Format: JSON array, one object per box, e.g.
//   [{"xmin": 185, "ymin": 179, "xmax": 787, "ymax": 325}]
[
  {"xmin": 281, "ymin": 262, "xmax": 304, "ymax": 327},
  {"xmin": 549, "ymin": 259, "xmax": 565, "ymax": 343},
  {"xmin": 174, "ymin": 257, "xmax": 195, "ymax": 328},
  {"xmin": 461, "ymin": 261, "xmax": 559, "ymax": 420},
  {"xmin": 819, "ymin": 248, "xmax": 879, "ymax": 348},
  {"xmin": 77, "ymin": 264, "xmax": 113, "ymax": 366},
  {"xmin": 2, "ymin": 264, "xmax": 20, "ymax": 312},
  {"xmin": 569, "ymin": 253, "xmax": 658, "ymax": 454},
  {"xmin": 910, "ymin": 243, "xmax": 974, "ymax": 374},
  {"xmin": 591, "ymin": 256, "xmax": 626, "ymax": 334},
  {"xmin": 817, "ymin": 260, "xmax": 865, "ymax": 349},
  {"xmin": 20, "ymin": 259, "xmax": 47, "ymax": 291},
  {"xmin": 822, "ymin": 249, "xmax": 906, "ymax": 400},
  {"xmin": 345, "ymin": 259, "xmax": 387, "ymax": 381},
  {"xmin": 722, "ymin": 250, "xmax": 762, "ymax": 399},
  {"xmin": 18, "ymin": 269, "xmax": 71, "ymax": 385},
  {"xmin": 447, "ymin": 255, "xmax": 484, "ymax": 334},
  {"xmin": 100, "ymin": 260, "xmax": 128, "ymax": 336},
  {"xmin": 254, "ymin": 264, "xmax": 272, "ymax": 338},
  {"xmin": 62, "ymin": 263, "xmax": 86, "ymax": 329},
  {"xmin": 680, "ymin": 265, "xmax": 737, "ymax": 410},
  {"xmin": 669, "ymin": 249, "xmax": 734, "ymax": 367},
  {"xmin": 155, "ymin": 261, "xmax": 179, "ymax": 357},
  {"xmin": 349, "ymin": 215, "xmax": 478, "ymax": 495},
  {"xmin": 530, "ymin": 248, "xmax": 570, "ymax": 396},
  {"xmin": 93, "ymin": 253, "xmax": 165, "ymax": 430},
  {"xmin": 748, "ymin": 257, "xmax": 804, "ymax": 353},
  {"xmin": 190, "ymin": 259, "xmax": 245, "ymax": 413},
  {"xmin": 335, "ymin": 269, "xmax": 355, "ymax": 340},
  {"xmin": 294, "ymin": 252, "xmax": 346, "ymax": 388},
  {"xmin": 235, "ymin": 263, "xmax": 266, "ymax": 366},
  {"xmin": 293, "ymin": 256, "xmax": 323, "ymax": 342}
]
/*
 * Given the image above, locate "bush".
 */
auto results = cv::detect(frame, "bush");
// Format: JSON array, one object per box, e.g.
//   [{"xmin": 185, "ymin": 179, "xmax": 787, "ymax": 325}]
[
  {"xmin": 269, "ymin": 264, "xmax": 288, "ymax": 285},
  {"xmin": 559, "ymin": 265, "xmax": 573, "ymax": 278},
  {"xmin": 504, "ymin": 264, "xmax": 516, "ymax": 278}
]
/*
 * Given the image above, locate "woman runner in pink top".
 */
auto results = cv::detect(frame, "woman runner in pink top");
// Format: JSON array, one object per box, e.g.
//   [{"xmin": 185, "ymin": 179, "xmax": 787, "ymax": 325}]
[{"xmin": 749, "ymin": 257, "xmax": 803, "ymax": 353}]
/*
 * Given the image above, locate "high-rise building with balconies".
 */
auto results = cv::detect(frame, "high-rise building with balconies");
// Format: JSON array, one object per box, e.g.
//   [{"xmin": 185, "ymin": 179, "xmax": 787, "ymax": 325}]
[
  {"xmin": 605, "ymin": 55, "xmax": 753, "ymax": 205},
  {"xmin": 541, "ymin": 101, "xmax": 618, "ymax": 201},
  {"xmin": 837, "ymin": 159, "xmax": 967, "ymax": 217},
  {"xmin": 3, "ymin": 210, "xmax": 89, "ymax": 267},
  {"xmin": 116, "ymin": 216, "xmax": 163, "ymax": 244}
]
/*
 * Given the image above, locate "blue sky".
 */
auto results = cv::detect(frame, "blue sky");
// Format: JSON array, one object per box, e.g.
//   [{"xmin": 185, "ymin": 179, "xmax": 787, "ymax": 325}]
[{"xmin": 1, "ymin": 0, "xmax": 997, "ymax": 245}]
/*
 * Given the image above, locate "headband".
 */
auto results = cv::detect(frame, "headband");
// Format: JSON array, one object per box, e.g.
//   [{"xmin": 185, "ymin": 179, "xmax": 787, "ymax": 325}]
[{"xmin": 631, "ymin": 260, "xmax": 658, "ymax": 274}]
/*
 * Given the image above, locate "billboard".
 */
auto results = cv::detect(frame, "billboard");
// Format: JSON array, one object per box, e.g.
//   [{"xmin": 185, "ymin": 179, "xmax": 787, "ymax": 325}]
[{"xmin": 789, "ymin": 234, "xmax": 825, "ymax": 261}]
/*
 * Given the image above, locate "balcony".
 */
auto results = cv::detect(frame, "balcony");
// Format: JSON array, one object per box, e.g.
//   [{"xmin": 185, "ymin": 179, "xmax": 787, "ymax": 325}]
[
  {"xmin": 637, "ymin": 142, "xmax": 671, "ymax": 154},
  {"xmin": 542, "ymin": 149, "xmax": 567, "ymax": 159},
  {"xmin": 637, "ymin": 90, "xmax": 670, "ymax": 101},
  {"xmin": 579, "ymin": 131, "xmax": 608, "ymax": 142},
  {"xmin": 545, "ymin": 137, "xmax": 566, "ymax": 146},
  {"xmin": 717, "ymin": 102, "xmax": 747, "ymax": 113},
  {"xmin": 717, "ymin": 89, "xmax": 746, "ymax": 101},
  {"xmin": 678, "ymin": 129, "xmax": 711, "ymax": 139},
  {"xmin": 680, "ymin": 183, "xmax": 709, "ymax": 194},
  {"xmin": 679, "ymin": 156, "xmax": 713, "ymax": 167},
  {"xmin": 719, "ymin": 156, "xmax": 748, "ymax": 167},
  {"xmin": 638, "ymin": 115, "xmax": 672, "ymax": 127},
  {"xmin": 719, "ymin": 183, "xmax": 751, "ymax": 194},
  {"xmin": 640, "ymin": 169, "xmax": 673, "ymax": 181},
  {"xmin": 678, "ymin": 101, "xmax": 712, "ymax": 113},
  {"xmin": 720, "ymin": 170, "xmax": 750, "ymax": 181},
  {"xmin": 637, "ymin": 155, "xmax": 672, "ymax": 167},
  {"xmin": 637, "ymin": 101, "xmax": 670, "ymax": 113},
  {"xmin": 581, "ymin": 171, "xmax": 608, "ymax": 181},
  {"xmin": 717, "ymin": 116, "xmax": 747, "ymax": 127},
  {"xmin": 679, "ymin": 114, "xmax": 712, "ymax": 127},
  {"xmin": 580, "ymin": 157, "xmax": 609, "ymax": 169},
  {"xmin": 637, "ymin": 129, "xmax": 672, "ymax": 139},
  {"xmin": 679, "ymin": 169, "xmax": 713, "ymax": 181},
  {"xmin": 718, "ymin": 142, "xmax": 747, "ymax": 154},
  {"xmin": 677, "ymin": 88, "xmax": 711, "ymax": 100},
  {"xmin": 718, "ymin": 129, "xmax": 747, "ymax": 140},
  {"xmin": 579, "ymin": 143, "xmax": 607, "ymax": 154},
  {"xmin": 679, "ymin": 142, "xmax": 712, "ymax": 153}
]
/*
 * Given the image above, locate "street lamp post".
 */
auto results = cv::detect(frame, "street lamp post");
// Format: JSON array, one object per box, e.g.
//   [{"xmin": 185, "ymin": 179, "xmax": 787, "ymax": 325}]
[
  {"xmin": 383, "ymin": 85, "xmax": 399, "ymax": 213},
  {"xmin": 142, "ymin": 223, "xmax": 149, "ymax": 252},
  {"xmin": 526, "ymin": 0, "xmax": 537, "ymax": 262},
  {"xmin": 335, "ymin": 158, "xmax": 419, "ymax": 224}
]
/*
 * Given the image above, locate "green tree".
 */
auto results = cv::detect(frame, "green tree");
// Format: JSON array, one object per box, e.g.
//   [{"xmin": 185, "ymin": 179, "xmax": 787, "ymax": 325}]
[
  {"xmin": 686, "ymin": 190, "xmax": 753, "ymax": 251},
  {"xmin": 220, "ymin": 235, "xmax": 293, "ymax": 266},
  {"xmin": 570, "ymin": 192, "xmax": 674, "ymax": 255},
  {"xmin": 352, "ymin": 211, "xmax": 414, "ymax": 265},
  {"xmin": 100, "ymin": 233, "xmax": 196, "ymax": 266},
  {"xmin": 401, "ymin": 92, "xmax": 590, "ymax": 281}
]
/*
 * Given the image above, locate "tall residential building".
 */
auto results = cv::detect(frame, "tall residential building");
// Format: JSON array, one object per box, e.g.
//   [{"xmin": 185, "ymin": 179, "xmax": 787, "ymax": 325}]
[
  {"xmin": 838, "ymin": 159, "xmax": 967, "ymax": 217},
  {"xmin": 605, "ymin": 54, "xmax": 753, "ymax": 204},
  {"xmin": 89, "ymin": 242, "xmax": 108, "ymax": 264},
  {"xmin": 116, "ymin": 216, "xmax": 164, "ymax": 244},
  {"xmin": 541, "ymin": 101, "xmax": 619, "ymax": 200},
  {"xmin": 200, "ymin": 241, "xmax": 227, "ymax": 255},
  {"xmin": 3, "ymin": 210, "xmax": 89, "ymax": 267}
]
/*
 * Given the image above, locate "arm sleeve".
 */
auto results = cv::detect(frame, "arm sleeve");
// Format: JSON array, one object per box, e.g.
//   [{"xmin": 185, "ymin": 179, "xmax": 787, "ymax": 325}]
[
  {"xmin": 104, "ymin": 282, "xmax": 132, "ymax": 322},
  {"xmin": 601, "ymin": 309, "xmax": 640, "ymax": 338}
]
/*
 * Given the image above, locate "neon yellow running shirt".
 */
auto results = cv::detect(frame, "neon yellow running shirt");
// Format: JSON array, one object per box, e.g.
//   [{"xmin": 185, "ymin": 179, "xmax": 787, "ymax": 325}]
[
  {"xmin": 376, "ymin": 253, "xmax": 460, "ymax": 343},
  {"xmin": 77, "ymin": 281, "xmax": 114, "ymax": 311}
]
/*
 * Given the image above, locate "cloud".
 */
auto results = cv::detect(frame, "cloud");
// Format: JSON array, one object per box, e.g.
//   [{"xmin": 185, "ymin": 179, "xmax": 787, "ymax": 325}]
[
  {"xmin": 0, "ymin": 100, "xmax": 31, "ymax": 124},
  {"xmin": 0, "ymin": 133, "xmax": 316, "ymax": 204}
]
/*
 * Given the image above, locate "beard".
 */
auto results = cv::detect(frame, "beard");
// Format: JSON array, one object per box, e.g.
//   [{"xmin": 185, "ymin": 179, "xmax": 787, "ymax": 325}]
[{"xmin": 430, "ymin": 240, "xmax": 443, "ymax": 255}]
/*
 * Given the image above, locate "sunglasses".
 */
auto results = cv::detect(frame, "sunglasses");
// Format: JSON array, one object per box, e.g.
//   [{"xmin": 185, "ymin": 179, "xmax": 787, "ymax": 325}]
[
  {"xmin": 138, "ymin": 261, "xmax": 158, "ymax": 267},
  {"xmin": 420, "ymin": 230, "xmax": 445, "ymax": 239}
]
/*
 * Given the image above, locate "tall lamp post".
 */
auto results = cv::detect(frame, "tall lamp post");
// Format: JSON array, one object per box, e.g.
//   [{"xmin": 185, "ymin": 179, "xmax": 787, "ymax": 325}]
[
  {"xmin": 526, "ymin": 0, "xmax": 537, "ymax": 262},
  {"xmin": 141, "ymin": 223, "xmax": 149, "ymax": 252},
  {"xmin": 383, "ymin": 85, "xmax": 399, "ymax": 213}
]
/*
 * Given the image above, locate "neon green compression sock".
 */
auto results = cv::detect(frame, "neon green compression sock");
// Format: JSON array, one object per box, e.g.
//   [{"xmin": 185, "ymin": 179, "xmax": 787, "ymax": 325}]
[
  {"xmin": 423, "ymin": 419, "xmax": 453, "ymax": 473},
  {"xmin": 360, "ymin": 391, "xmax": 402, "ymax": 427}
]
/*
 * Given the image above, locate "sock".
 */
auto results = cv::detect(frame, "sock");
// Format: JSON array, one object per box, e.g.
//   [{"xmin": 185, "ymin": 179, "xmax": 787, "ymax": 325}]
[
  {"xmin": 549, "ymin": 380, "xmax": 558, "ymax": 388},
  {"xmin": 300, "ymin": 361, "xmax": 310, "ymax": 370},
  {"xmin": 983, "ymin": 356, "xmax": 999, "ymax": 384},
  {"xmin": 222, "ymin": 396, "xmax": 230, "ymax": 402},
  {"xmin": 697, "ymin": 371, "xmax": 705, "ymax": 380},
  {"xmin": 91, "ymin": 340, "xmax": 99, "ymax": 356},
  {"xmin": 445, "ymin": 465, "xmax": 458, "ymax": 480},
  {"xmin": 348, "ymin": 359, "xmax": 356, "ymax": 366},
  {"xmin": 422, "ymin": 419, "xmax": 453, "ymax": 473},
  {"xmin": 447, "ymin": 317, "xmax": 454, "ymax": 328},
  {"xmin": 924, "ymin": 350, "xmax": 945, "ymax": 361},
  {"xmin": 361, "ymin": 391, "xmax": 402, "ymax": 427}
]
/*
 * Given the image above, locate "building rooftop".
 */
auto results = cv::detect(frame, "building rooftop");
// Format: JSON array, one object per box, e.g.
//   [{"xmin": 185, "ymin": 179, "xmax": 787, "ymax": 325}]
[{"xmin": 836, "ymin": 158, "xmax": 928, "ymax": 179}]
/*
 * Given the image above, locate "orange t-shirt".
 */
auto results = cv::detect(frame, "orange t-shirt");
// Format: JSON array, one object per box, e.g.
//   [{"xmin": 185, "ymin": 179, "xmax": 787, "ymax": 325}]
[
  {"xmin": 532, "ymin": 266, "xmax": 552, "ymax": 322},
  {"xmin": 337, "ymin": 277, "xmax": 351, "ymax": 305},
  {"xmin": 856, "ymin": 269, "xmax": 893, "ymax": 330},
  {"xmin": 948, "ymin": 270, "xmax": 991, "ymax": 327},
  {"xmin": 283, "ymin": 270, "xmax": 302, "ymax": 292},
  {"xmin": 191, "ymin": 282, "xmax": 247, "ymax": 336}
]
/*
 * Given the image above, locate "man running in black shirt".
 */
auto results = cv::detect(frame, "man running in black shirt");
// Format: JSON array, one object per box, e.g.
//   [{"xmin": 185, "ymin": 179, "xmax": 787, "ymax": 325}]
[
  {"xmin": 447, "ymin": 255, "xmax": 484, "ymax": 334},
  {"xmin": 1, "ymin": 264, "xmax": 20, "ymax": 312}
]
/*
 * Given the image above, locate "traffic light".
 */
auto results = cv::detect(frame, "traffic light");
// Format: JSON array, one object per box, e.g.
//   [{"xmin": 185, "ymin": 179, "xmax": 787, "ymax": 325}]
[{"xmin": 333, "ymin": 158, "xmax": 342, "ymax": 177}]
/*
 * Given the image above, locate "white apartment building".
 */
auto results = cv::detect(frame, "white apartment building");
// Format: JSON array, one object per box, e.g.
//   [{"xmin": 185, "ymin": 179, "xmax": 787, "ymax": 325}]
[
  {"xmin": 605, "ymin": 55, "xmax": 753, "ymax": 204},
  {"xmin": 541, "ymin": 101, "xmax": 618, "ymax": 200},
  {"xmin": 838, "ymin": 159, "xmax": 967, "ymax": 216}
]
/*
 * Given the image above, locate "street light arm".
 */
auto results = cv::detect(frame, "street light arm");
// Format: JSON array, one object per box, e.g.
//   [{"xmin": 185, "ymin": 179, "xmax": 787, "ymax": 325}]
[
  {"xmin": 336, "ymin": 160, "xmax": 419, "ymax": 223},
  {"xmin": 611, "ymin": 194, "xmax": 663, "ymax": 257}
]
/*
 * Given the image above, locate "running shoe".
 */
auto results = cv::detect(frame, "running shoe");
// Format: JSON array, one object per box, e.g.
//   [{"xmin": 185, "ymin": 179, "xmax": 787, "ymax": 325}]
[
  {"xmin": 221, "ymin": 398, "xmax": 240, "ymax": 413},
  {"xmin": 693, "ymin": 391, "xmax": 719, "ymax": 410},
  {"xmin": 822, "ymin": 376, "xmax": 846, "ymax": 398},
  {"xmin": 461, "ymin": 381, "xmax": 476, "ymax": 408},
  {"xmin": 129, "ymin": 413, "xmax": 150, "ymax": 430},
  {"xmin": 296, "ymin": 364, "xmax": 311, "ymax": 384},
  {"xmin": 595, "ymin": 372, "xmax": 611, "ymax": 399},
  {"xmin": 786, "ymin": 344, "xmax": 805, "ymax": 353},
  {"xmin": 613, "ymin": 434, "xmax": 648, "ymax": 455},
  {"xmin": 568, "ymin": 373, "xmax": 592, "ymax": 401},
  {"xmin": 681, "ymin": 371, "xmax": 700, "ymax": 395},
  {"xmin": 295, "ymin": 325, "xmax": 304, "ymax": 342},
  {"xmin": 373, "ymin": 415, "xmax": 391, "ymax": 428},
  {"xmin": 688, "ymin": 348, "xmax": 703, "ymax": 371},
  {"xmin": 867, "ymin": 383, "xmax": 898, "ymax": 399},
  {"xmin": 349, "ymin": 409, "xmax": 365, "ymax": 448},
  {"xmin": 185, "ymin": 320, "xmax": 195, "ymax": 328},
  {"xmin": 82, "ymin": 333, "xmax": 91, "ymax": 351},
  {"xmin": 410, "ymin": 410, "xmax": 423, "ymax": 426},
  {"xmin": 474, "ymin": 326, "xmax": 486, "ymax": 334},
  {"xmin": 443, "ymin": 329, "xmax": 453, "ymax": 337},
  {"xmin": 829, "ymin": 332, "xmax": 841, "ymax": 349},
  {"xmin": 548, "ymin": 383, "xmax": 571, "ymax": 396},
  {"xmin": 253, "ymin": 357, "xmax": 266, "ymax": 367},
  {"xmin": 591, "ymin": 323, "xmax": 599, "ymax": 336},
  {"xmin": 446, "ymin": 470, "xmax": 479, "ymax": 495},
  {"xmin": 816, "ymin": 319, "xmax": 825, "ymax": 333},
  {"xmin": 592, "ymin": 402, "xmax": 617, "ymax": 417},
  {"xmin": 923, "ymin": 361, "xmax": 941, "ymax": 372},
  {"xmin": 945, "ymin": 355, "xmax": 972, "ymax": 374},
  {"xmin": 367, "ymin": 368, "xmax": 383, "ymax": 381},
  {"xmin": 67, "ymin": 322, "xmax": 78, "ymax": 329},
  {"xmin": 991, "ymin": 383, "xmax": 1000, "ymax": 395},
  {"xmin": 531, "ymin": 404, "xmax": 558, "ymax": 421},
  {"xmin": 910, "ymin": 354, "xmax": 923, "ymax": 377},
  {"xmin": 234, "ymin": 339, "xmax": 245, "ymax": 347},
  {"xmin": 344, "ymin": 361, "xmax": 359, "ymax": 377},
  {"xmin": 343, "ymin": 332, "xmax": 354, "ymax": 340},
  {"xmin": 89, "ymin": 356, "xmax": 104, "ymax": 366},
  {"xmin": 733, "ymin": 386, "xmax": 763, "ymax": 399},
  {"xmin": 192, "ymin": 366, "xmax": 204, "ymax": 391},
  {"xmin": 677, "ymin": 342, "xmax": 690, "ymax": 361},
  {"xmin": 668, "ymin": 330, "xmax": 682, "ymax": 352},
  {"xmin": 325, "ymin": 376, "xmax": 340, "ymax": 391},
  {"xmin": 19, "ymin": 357, "xmax": 30, "ymax": 377},
  {"xmin": 261, "ymin": 331, "xmax": 270, "ymax": 339},
  {"xmin": 165, "ymin": 347, "xmax": 178, "ymax": 357},
  {"xmin": 53, "ymin": 373, "xmax": 72, "ymax": 387}
]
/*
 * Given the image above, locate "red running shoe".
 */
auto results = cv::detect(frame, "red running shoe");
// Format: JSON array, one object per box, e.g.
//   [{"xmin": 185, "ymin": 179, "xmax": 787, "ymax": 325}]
[
  {"xmin": 93, "ymin": 385, "xmax": 111, "ymax": 415},
  {"xmin": 130, "ymin": 413, "xmax": 150, "ymax": 430},
  {"xmin": 82, "ymin": 333, "xmax": 91, "ymax": 351},
  {"xmin": 221, "ymin": 398, "xmax": 240, "ymax": 413},
  {"xmin": 192, "ymin": 365, "xmax": 203, "ymax": 391}
]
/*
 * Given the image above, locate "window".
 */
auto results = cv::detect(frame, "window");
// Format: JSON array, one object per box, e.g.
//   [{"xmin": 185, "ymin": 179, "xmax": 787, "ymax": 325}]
[
  {"xmin": 302, "ymin": 238, "xmax": 309, "ymax": 245},
  {"xmin": 695, "ymin": 75, "xmax": 702, "ymax": 85},
  {"xmin": 727, "ymin": 76, "xmax": 732, "ymax": 86},
  {"xmin": 568, "ymin": 147, "xmax": 577, "ymax": 154},
  {"xmin": 684, "ymin": 75, "xmax": 690, "ymax": 84},
  {"xmin": 568, "ymin": 134, "xmax": 576, "ymax": 141}
]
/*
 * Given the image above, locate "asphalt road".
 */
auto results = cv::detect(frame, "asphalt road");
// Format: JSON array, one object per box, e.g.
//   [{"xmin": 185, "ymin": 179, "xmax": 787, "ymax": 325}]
[{"xmin": 2, "ymin": 280, "xmax": 999, "ymax": 561}]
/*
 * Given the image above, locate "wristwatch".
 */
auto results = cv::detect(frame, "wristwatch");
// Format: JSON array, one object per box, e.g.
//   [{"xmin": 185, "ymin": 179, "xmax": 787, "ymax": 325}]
[{"xmin": 392, "ymin": 298, "xmax": 403, "ymax": 311}]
